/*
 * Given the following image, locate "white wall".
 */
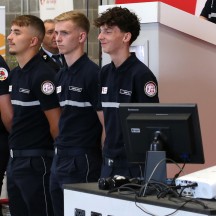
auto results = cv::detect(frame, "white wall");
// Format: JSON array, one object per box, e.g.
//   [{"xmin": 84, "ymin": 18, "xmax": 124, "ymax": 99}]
[{"xmin": 39, "ymin": 0, "xmax": 73, "ymax": 20}]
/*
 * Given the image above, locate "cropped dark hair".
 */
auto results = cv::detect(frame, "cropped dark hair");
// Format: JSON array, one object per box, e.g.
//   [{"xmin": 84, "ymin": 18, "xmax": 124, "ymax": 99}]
[
  {"xmin": 11, "ymin": 15, "xmax": 45, "ymax": 43},
  {"xmin": 94, "ymin": 6, "xmax": 140, "ymax": 44}
]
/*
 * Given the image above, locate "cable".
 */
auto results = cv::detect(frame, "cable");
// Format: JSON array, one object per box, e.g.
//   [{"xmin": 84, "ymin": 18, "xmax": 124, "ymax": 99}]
[
  {"xmin": 178, "ymin": 182, "xmax": 198, "ymax": 197},
  {"xmin": 142, "ymin": 157, "xmax": 167, "ymax": 197},
  {"xmin": 135, "ymin": 194, "xmax": 209, "ymax": 216},
  {"xmin": 106, "ymin": 179, "xmax": 209, "ymax": 216},
  {"xmin": 108, "ymin": 183, "xmax": 142, "ymax": 196}
]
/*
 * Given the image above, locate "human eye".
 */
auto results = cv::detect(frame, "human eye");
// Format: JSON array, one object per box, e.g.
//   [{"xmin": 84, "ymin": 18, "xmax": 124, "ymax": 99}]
[
  {"xmin": 60, "ymin": 31, "xmax": 68, "ymax": 36},
  {"xmin": 47, "ymin": 30, "xmax": 54, "ymax": 35},
  {"xmin": 13, "ymin": 30, "xmax": 21, "ymax": 35},
  {"xmin": 100, "ymin": 28, "xmax": 112, "ymax": 35},
  {"xmin": 105, "ymin": 28, "xmax": 113, "ymax": 34}
]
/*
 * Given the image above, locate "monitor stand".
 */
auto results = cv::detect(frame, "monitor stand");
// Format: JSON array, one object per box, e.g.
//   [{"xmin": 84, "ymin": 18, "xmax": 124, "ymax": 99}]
[
  {"xmin": 144, "ymin": 131, "xmax": 167, "ymax": 184},
  {"xmin": 144, "ymin": 150, "xmax": 167, "ymax": 184}
]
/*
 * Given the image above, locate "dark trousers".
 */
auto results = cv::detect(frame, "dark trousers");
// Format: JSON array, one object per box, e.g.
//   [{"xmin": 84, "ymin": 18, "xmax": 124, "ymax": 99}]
[
  {"xmin": 50, "ymin": 153, "xmax": 102, "ymax": 216},
  {"xmin": 7, "ymin": 157, "xmax": 54, "ymax": 216},
  {"xmin": 100, "ymin": 157, "xmax": 144, "ymax": 178},
  {"xmin": 0, "ymin": 133, "xmax": 9, "ymax": 195}
]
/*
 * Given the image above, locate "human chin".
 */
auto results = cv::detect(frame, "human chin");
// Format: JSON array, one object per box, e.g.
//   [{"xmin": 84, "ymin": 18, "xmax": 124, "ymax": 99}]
[
  {"xmin": 8, "ymin": 50, "xmax": 17, "ymax": 55},
  {"xmin": 101, "ymin": 47, "xmax": 110, "ymax": 54}
]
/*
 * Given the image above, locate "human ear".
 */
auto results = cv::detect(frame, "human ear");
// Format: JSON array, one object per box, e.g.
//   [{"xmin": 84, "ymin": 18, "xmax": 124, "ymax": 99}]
[
  {"xmin": 30, "ymin": 37, "xmax": 39, "ymax": 47},
  {"xmin": 123, "ymin": 32, "xmax": 131, "ymax": 43},
  {"xmin": 79, "ymin": 32, "xmax": 87, "ymax": 43}
]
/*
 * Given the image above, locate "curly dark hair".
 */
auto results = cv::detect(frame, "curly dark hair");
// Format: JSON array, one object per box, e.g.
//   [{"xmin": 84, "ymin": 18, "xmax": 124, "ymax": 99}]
[{"xmin": 94, "ymin": 6, "xmax": 140, "ymax": 44}]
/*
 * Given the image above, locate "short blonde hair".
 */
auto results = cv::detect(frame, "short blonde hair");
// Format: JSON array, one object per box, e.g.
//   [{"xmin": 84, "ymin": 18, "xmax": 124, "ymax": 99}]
[{"xmin": 55, "ymin": 11, "xmax": 90, "ymax": 34}]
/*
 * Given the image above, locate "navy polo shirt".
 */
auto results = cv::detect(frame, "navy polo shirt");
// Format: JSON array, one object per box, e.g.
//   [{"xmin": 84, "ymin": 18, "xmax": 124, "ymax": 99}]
[
  {"xmin": 8, "ymin": 54, "xmax": 60, "ymax": 150},
  {"xmin": 0, "ymin": 55, "xmax": 10, "ymax": 96},
  {"xmin": 200, "ymin": 0, "xmax": 216, "ymax": 23},
  {"xmin": 100, "ymin": 53, "xmax": 159, "ymax": 158},
  {"xmin": 0, "ymin": 55, "xmax": 10, "ymax": 133},
  {"xmin": 54, "ymin": 53, "xmax": 101, "ymax": 149}
]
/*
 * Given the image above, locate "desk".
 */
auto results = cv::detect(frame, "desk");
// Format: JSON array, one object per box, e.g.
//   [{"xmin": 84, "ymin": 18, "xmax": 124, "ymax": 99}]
[{"xmin": 64, "ymin": 183, "xmax": 216, "ymax": 216}]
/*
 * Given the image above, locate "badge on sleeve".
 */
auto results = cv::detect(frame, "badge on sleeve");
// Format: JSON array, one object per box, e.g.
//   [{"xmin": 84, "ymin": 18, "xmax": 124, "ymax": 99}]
[
  {"xmin": 41, "ymin": 81, "xmax": 55, "ymax": 95},
  {"xmin": 144, "ymin": 81, "xmax": 157, "ymax": 97},
  {"xmin": 0, "ymin": 67, "xmax": 8, "ymax": 81}
]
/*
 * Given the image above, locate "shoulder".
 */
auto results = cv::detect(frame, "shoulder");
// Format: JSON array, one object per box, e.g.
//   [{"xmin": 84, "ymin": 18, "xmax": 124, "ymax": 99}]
[
  {"xmin": 30, "ymin": 56, "xmax": 56, "ymax": 81},
  {"xmin": 0, "ymin": 57, "xmax": 10, "ymax": 82},
  {"xmin": 87, "ymin": 59, "xmax": 100, "ymax": 71},
  {"xmin": 129, "ymin": 58, "xmax": 158, "ymax": 83},
  {"xmin": 0, "ymin": 55, "xmax": 4, "ymax": 63},
  {"xmin": 38, "ymin": 48, "xmax": 47, "ymax": 57},
  {"xmin": 130, "ymin": 56, "xmax": 153, "ymax": 75},
  {"xmin": 0, "ymin": 56, "xmax": 10, "ymax": 72},
  {"xmin": 82, "ymin": 54, "xmax": 99, "ymax": 68},
  {"xmin": 81, "ymin": 56, "xmax": 100, "ymax": 74},
  {"xmin": 101, "ymin": 63, "xmax": 112, "ymax": 72}
]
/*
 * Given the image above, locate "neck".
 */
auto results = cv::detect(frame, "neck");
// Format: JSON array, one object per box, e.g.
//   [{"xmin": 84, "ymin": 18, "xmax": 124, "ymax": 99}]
[
  {"xmin": 111, "ymin": 50, "xmax": 130, "ymax": 68},
  {"xmin": 65, "ymin": 49, "xmax": 84, "ymax": 67},
  {"xmin": 16, "ymin": 50, "xmax": 38, "ymax": 68}
]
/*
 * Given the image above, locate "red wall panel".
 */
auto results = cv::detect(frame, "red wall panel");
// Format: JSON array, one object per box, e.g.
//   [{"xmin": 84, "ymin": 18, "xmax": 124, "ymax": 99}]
[{"xmin": 115, "ymin": 0, "xmax": 197, "ymax": 14}]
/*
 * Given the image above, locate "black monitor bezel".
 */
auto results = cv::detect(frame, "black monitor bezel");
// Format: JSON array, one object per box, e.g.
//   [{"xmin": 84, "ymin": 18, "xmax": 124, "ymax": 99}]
[{"xmin": 119, "ymin": 103, "xmax": 205, "ymax": 164}]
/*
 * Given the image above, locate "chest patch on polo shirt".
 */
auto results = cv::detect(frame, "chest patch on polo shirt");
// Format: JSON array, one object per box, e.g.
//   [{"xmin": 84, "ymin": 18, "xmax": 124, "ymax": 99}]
[
  {"xmin": 102, "ymin": 87, "xmax": 108, "ymax": 94},
  {"xmin": 119, "ymin": 89, "xmax": 132, "ymax": 96},
  {"xmin": 56, "ymin": 86, "xmax": 61, "ymax": 94},
  {"xmin": 9, "ymin": 85, "xmax": 12, "ymax": 92},
  {"xmin": 144, "ymin": 81, "xmax": 157, "ymax": 97},
  {"xmin": 69, "ymin": 86, "xmax": 82, "ymax": 92},
  {"xmin": 0, "ymin": 67, "xmax": 8, "ymax": 81},
  {"xmin": 41, "ymin": 81, "xmax": 55, "ymax": 95},
  {"xmin": 19, "ymin": 88, "xmax": 30, "ymax": 94}
]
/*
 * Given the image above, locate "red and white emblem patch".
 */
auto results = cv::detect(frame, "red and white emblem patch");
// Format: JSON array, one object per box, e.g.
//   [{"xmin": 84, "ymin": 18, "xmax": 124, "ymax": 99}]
[
  {"xmin": 0, "ymin": 67, "xmax": 8, "ymax": 81},
  {"xmin": 144, "ymin": 81, "xmax": 157, "ymax": 97},
  {"xmin": 41, "ymin": 81, "xmax": 55, "ymax": 95}
]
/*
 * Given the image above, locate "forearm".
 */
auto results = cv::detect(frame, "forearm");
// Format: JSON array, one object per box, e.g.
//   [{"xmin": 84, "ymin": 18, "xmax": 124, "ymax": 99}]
[{"xmin": 0, "ymin": 94, "xmax": 13, "ymax": 132}]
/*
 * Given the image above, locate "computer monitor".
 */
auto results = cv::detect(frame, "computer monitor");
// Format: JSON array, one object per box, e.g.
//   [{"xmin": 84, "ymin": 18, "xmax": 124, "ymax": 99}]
[{"xmin": 119, "ymin": 103, "xmax": 205, "ymax": 165}]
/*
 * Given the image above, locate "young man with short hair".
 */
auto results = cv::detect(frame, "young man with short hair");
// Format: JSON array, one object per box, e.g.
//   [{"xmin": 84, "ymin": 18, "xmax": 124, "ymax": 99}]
[{"xmin": 94, "ymin": 6, "xmax": 159, "ymax": 178}]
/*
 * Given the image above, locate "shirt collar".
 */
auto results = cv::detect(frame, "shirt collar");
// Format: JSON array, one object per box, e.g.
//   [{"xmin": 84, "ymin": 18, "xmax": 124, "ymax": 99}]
[
  {"xmin": 111, "ymin": 52, "xmax": 137, "ymax": 72},
  {"xmin": 41, "ymin": 47, "xmax": 60, "ymax": 57},
  {"xmin": 18, "ymin": 53, "xmax": 41, "ymax": 72},
  {"xmin": 67, "ymin": 53, "xmax": 88, "ymax": 74}
]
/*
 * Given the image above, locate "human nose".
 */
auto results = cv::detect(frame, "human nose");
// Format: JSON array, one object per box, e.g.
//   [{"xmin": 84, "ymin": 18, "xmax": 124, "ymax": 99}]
[
  {"xmin": 98, "ymin": 32, "xmax": 104, "ymax": 41},
  {"xmin": 55, "ymin": 33, "xmax": 60, "ymax": 42},
  {"xmin": 7, "ymin": 32, "xmax": 12, "ymax": 41}
]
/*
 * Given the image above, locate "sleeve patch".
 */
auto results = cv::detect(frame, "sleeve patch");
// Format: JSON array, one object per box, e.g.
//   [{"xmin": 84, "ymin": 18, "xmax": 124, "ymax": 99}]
[
  {"xmin": 41, "ymin": 81, "xmax": 55, "ymax": 95},
  {"xmin": 144, "ymin": 81, "xmax": 157, "ymax": 97},
  {"xmin": 0, "ymin": 67, "xmax": 9, "ymax": 81}
]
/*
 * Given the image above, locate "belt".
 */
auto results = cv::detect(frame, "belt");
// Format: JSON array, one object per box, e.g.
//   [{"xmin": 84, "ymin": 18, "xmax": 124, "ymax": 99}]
[
  {"xmin": 10, "ymin": 149, "xmax": 54, "ymax": 158},
  {"xmin": 103, "ymin": 157, "xmax": 128, "ymax": 168},
  {"xmin": 55, "ymin": 147, "xmax": 95, "ymax": 157}
]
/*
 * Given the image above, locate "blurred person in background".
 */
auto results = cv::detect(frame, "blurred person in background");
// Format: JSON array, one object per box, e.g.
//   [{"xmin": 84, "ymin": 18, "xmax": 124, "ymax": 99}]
[{"xmin": 39, "ymin": 19, "xmax": 65, "ymax": 72}]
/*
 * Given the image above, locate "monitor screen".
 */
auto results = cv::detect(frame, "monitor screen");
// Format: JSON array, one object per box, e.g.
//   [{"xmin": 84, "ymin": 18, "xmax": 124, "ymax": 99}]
[{"xmin": 119, "ymin": 103, "xmax": 205, "ymax": 164}]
